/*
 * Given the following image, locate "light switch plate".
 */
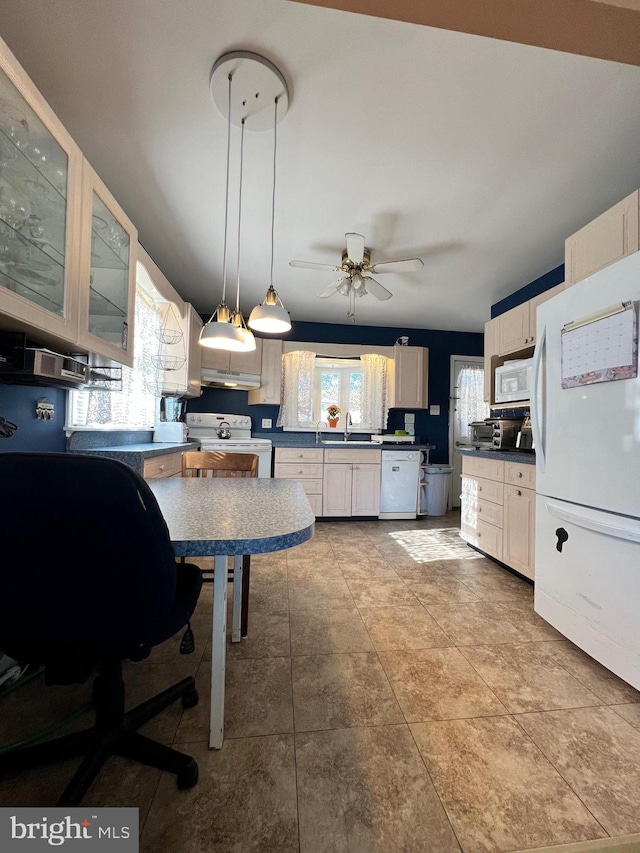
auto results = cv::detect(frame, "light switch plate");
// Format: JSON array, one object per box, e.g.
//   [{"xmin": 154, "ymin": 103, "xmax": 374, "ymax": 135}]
[
  {"xmin": 429, "ymin": 405, "xmax": 441, "ymax": 416},
  {"xmin": 261, "ymin": 418, "xmax": 272, "ymax": 428}
]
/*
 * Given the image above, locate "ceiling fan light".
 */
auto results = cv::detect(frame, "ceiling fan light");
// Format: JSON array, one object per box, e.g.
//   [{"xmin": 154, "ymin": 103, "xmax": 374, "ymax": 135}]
[
  {"xmin": 352, "ymin": 272, "xmax": 365, "ymax": 291},
  {"xmin": 337, "ymin": 279, "xmax": 351, "ymax": 296},
  {"xmin": 199, "ymin": 318, "xmax": 247, "ymax": 350}
]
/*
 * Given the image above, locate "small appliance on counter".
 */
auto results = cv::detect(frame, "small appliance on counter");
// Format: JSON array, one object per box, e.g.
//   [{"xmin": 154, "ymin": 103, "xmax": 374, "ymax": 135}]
[
  {"xmin": 371, "ymin": 433, "xmax": 416, "ymax": 444},
  {"xmin": 469, "ymin": 418, "xmax": 522, "ymax": 450},
  {"xmin": 515, "ymin": 415, "xmax": 534, "ymax": 451},
  {"xmin": 153, "ymin": 421, "xmax": 188, "ymax": 443}
]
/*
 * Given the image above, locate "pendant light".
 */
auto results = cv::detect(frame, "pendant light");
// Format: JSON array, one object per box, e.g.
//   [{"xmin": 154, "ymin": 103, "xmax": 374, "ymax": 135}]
[
  {"xmin": 248, "ymin": 96, "xmax": 291, "ymax": 334},
  {"xmin": 200, "ymin": 71, "xmax": 245, "ymax": 351},
  {"xmin": 230, "ymin": 116, "xmax": 255, "ymax": 352},
  {"xmin": 204, "ymin": 51, "xmax": 290, "ymax": 347}
]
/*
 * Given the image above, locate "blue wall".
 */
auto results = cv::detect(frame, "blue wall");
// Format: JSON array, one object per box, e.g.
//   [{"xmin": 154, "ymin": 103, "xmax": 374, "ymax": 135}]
[
  {"xmin": 189, "ymin": 319, "xmax": 483, "ymax": 464},
  {"xmin": 491, "ymin": 264, "xmax": 565, "ymax": 318},
  {"xmin": 0, "ymin": 384, "xmax": 67, "ymax": 453}
]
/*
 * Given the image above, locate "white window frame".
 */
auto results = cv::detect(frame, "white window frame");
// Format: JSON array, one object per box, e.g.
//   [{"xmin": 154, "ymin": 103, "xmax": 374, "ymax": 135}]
[
  {"xmin": 312, "ymin": 358, "xmax": 364, "ymax": 430},
  {"xmin": 65, "ymin": 283, "xmax": 163, "ymax": 433}
]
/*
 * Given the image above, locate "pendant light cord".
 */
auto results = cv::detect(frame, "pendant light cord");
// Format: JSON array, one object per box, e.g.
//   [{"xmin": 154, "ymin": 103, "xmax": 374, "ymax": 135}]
[
  {"xmin": 270, "ymin": 97, "xmax": 279, "ymax": 289},
  {"xmin": 220, "ymin": 73, "xmax": 233, "ymax": 309},
  {"xmin": 234, "ymin": 118, "xmax": 246, "ymax": 313}
]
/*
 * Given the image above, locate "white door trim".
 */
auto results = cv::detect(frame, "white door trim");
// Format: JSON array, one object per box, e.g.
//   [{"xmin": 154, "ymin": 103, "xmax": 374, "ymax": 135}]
[{"xmin": 448, "ymin": 354, "xmax": 485, "ymax": 508}]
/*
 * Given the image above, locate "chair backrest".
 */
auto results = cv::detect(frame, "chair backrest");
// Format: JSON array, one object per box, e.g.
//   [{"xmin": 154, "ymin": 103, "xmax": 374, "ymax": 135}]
[
  {"xmin": 0, "ymin": 452, "xmax": 180, "ymax": 664},
  {"xmin": 182, "ymin": 451, "xmax": 258, "ymax": 479}
]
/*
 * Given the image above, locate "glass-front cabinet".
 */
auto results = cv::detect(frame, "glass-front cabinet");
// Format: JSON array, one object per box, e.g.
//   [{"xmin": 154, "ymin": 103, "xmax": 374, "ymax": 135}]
[
  {"xmin": 77, "ymin": 161, "xmax": 136, "ymax": 367},
  {"xmin": 0, "ymin": 37, "xmax": 83, "ymax": 345}
]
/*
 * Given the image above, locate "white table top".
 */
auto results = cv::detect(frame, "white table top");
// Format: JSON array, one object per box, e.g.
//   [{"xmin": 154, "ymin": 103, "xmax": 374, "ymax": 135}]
[{"xmin": 148, "ymin": 477, "xmax": 315, "ymax": 556}]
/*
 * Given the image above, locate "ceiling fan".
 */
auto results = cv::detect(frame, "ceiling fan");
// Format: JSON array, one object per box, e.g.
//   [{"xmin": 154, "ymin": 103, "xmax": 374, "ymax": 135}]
[{"xmin": 289, "ymin": 233, "xmax": 424, "ymax": 318}]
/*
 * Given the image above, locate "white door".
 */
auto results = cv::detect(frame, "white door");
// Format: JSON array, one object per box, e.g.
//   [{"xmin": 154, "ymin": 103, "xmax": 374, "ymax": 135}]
[
  {"xmin": 322, "ymin": 464, "xmax": 353, "ymax": 516},
  {"xmin": 352, "ymin": 464, "xmax": 381, "ymax": 516},
  {"xmin": 449, "ymin": 356, "xmax": 488, "ymax": 508}
]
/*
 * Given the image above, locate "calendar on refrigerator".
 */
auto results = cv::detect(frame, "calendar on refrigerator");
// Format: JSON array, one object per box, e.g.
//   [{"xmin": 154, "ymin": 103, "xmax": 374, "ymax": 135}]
[{"xmin": 561, "ymin": 300, "xmax": 638, "ymax": 388}]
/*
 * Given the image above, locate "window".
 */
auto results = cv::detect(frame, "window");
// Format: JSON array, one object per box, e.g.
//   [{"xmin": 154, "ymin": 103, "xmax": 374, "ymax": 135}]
[
  {"xmin": 277, "ymin": 350, "xmax": 389, "ymax": 432},
  {"xmin": 68, "ymin": 283, "xmax": 163, "ymax": 429},
  {"xmin": 314, "ymin": 358, "xmax": 363, "ymax": 425}
]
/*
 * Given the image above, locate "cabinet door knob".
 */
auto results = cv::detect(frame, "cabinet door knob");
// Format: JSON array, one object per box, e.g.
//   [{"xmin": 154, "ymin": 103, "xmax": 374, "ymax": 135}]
[
  {"xmin": 298, "ymin": 469, "xmax": 303, "ymax": 473},
  {"xmin": 298, "ymin": 453, "xmax": 303, "ymax": 458},
  {"xmin": 517, "ymin": 471, "xmax": 523, "ymax": 478},
  {"xmin": 516, "ymin": 489, "xmax": 522, "ymax": 496}
]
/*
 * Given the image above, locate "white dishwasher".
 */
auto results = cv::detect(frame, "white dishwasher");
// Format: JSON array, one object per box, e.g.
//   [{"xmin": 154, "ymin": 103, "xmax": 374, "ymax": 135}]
[{"xmin": 379, "ymin": 450, "xmax": 421, "ymax": 519}]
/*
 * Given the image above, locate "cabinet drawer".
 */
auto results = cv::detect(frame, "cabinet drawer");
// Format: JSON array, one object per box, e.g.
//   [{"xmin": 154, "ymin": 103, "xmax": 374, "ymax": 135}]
[
  {"xmin": 306, "ymin": 494, "xmax": 323, "ymax": 516},
  {"xmin": 461, "ymin": 456, "xmax": 505, "ymax": 482},
  {"xmin": 274, "ymin": 447, "xmax": 324, "ymax": 464},
  {"xmin": 296, "ymin": 478, "xmax": 323, "ymax": 496},
  {"xmin": 143, "ymin": 452, "xmax": 183, "ymax": 479},
  {"xmin": 275, "ymin": 462, "xmax": 324, "ymax": 479},
  {"xmin": 461, "ymin": 475, "xmax": 504, "ymax": 506},
  {"xmin": 323, "ymin": 448, "xmax": 381, "ymax": 464},
  {"xmin": 505, "ymin": 462, "xmax": 536, "ymax": 490},
  {"xmin": 461, "ymin": 518, "xmax": 503, "ymax": 561},
  {"xmin": 461, "ymin": 495, "xmax": 504, "ymax": 529}
]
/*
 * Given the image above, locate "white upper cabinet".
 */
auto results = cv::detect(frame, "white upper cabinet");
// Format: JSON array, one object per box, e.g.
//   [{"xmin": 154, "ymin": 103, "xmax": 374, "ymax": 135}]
[
  {"xmin": 0, "ymin": 36, "xmax": 83, "ymax": 348},
  {"xmin": 390, "ymin": 345, "xmax": 428, "ymax": 409},
  {"xmin": 201, "ymin": 337, "xmax": 263, "ymax": 376},
  {"xmin": 248, "ymin": 338, "xmax": 283, "ymax": 405},
  {"xmin": 77, "ymin": 160, "xmax": 137, "ymax": 367},
  {"xmin": 0, "ymin": 35, "xmax": 138, "ymax": 367},
  {"xmin": 565, "ymin": 190, "xmax": 639, "ymax": 286}
]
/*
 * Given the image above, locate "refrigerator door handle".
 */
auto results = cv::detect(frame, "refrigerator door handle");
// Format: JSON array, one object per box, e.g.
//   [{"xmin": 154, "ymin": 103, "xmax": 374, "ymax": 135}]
[
  {"xmin": 532, "ymin": 324, "xmax": 546, "ymax": 472},
  {"xmin": 545, "ymin": 500, "xmax": 640, "ymax": 544}
]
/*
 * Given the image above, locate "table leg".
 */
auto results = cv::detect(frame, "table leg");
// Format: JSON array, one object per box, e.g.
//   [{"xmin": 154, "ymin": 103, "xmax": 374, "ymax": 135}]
[
  {"xmin": 231, "ymin": 555, "xmax": 243, "ymax": 643},
  {"xmin": 209, "ymin": 554, "xmax": 228, "ymax": 749}
]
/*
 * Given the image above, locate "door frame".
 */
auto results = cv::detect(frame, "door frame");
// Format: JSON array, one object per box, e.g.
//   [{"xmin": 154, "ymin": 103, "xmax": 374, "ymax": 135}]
[{"xmin": 448, "ymin": 354, "xmax": 485, "ymax": 508}]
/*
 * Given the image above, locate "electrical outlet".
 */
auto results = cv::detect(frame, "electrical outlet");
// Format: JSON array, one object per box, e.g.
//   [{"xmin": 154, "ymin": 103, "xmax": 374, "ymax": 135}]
[
  {"xmin": 261, "ymin": 418, "xmax": 272, "ymax": 429},
  {"xmin": 429, "ymin": 405, "xmax": 441, "ymax": 416}
]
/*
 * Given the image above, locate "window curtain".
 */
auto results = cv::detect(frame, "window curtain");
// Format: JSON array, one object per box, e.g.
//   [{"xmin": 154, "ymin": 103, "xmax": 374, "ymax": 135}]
[
  {"xmin": 277, "ymin": 350, "xmax": 316, "ymax": 428},
  {"xmin": 455, "ymin": 363, "xmax": 488, "ymax": 439},
  {"xmin": 361, "ymin": 353, "xmax": 388, "ymax": 432}
]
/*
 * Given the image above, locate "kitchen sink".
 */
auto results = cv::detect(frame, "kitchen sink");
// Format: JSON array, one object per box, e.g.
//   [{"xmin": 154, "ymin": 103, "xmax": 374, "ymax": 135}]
[{"xmin": 321, "ymin": 440, "xmax": 378, "ymax": 445}]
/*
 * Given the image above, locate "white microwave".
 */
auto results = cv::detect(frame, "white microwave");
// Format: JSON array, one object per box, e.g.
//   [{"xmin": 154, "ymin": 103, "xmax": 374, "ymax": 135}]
[{"xmin": 494, "ymin": 358, "xmax": 534, "ymax": 404}]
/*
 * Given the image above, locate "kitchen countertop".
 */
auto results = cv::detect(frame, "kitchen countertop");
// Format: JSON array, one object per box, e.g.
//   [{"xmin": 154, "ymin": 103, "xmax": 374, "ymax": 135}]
[
  {"xmin": 268, "ymin": 434, "xmax": 432, "ymax": 450},
  {"xmin": 455, "ymin": 447, "xmax": 536, "ymax": 465},
  {"xmin": 81, "ymin": 441, "xmax": 200, "ymax": 474}
]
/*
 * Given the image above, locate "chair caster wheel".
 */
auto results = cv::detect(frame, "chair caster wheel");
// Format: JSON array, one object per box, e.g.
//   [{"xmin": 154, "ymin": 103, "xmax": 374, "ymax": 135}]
[
  {"xmin": 177, "ymin": 758, "xmax": 198, "ymax": 790},
  {"xmin": 182, "ymin": 688, "xmax": 199, "ymax": 709}
]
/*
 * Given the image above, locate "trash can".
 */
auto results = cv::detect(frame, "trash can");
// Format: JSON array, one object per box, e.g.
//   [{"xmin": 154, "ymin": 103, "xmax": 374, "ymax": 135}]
[{"xmin": 420, "ymin": 464, "xmax": 453, "ymax": 516}]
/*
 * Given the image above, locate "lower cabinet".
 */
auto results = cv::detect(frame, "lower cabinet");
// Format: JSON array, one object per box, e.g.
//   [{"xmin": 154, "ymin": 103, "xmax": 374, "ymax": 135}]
[
  {"xmin": 503, "ymin": 484, "xmax": 535, "ymax": 579},
  {"xmin": 143, "ymin": 452, "xmax": 184, "ymax": 479},
  {"xmin": 460, "ymin": 456, "xmax": 535, "ymax": 579},
  {"xmin": 323, "ymin": 463, "xmax": 381, "ymax": 517},
  {"xmin": 274, "ymin": 446, "xmax": 381, "ymax": 517}
]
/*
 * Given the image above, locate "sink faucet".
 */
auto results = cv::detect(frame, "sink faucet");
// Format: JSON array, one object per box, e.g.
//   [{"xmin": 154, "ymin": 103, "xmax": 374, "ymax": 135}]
[
  {"xmin": 315, "ymin": 420, "xmax": 327, "ymax": 444},
  {"xmin": 344, "ymin": 411, "xmax": 353, "ymax": 441}
]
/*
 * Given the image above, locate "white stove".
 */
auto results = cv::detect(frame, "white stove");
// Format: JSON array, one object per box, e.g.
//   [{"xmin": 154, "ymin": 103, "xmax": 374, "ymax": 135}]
[{"xmin": 185, "ymin": 413, "xmax": 273, "ymax": 478}]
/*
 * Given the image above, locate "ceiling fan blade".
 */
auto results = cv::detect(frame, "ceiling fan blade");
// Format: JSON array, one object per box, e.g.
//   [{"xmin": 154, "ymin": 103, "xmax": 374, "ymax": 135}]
[
  {"xmin": 289, "ymin": 260, "xmax": 339, "ymax": 271},
  {"xmin": 317, "ymin": 278, "xmax": 346, "ymax": 298},
  {"xmin": 363, "ymin": 276, "xmax": 392, "ymax": 301},
  {"xmin": 345, "ymin": 232, "xmax": 365, "ymax": 265},
  {"xmin": 370, "ymin": 258, "xmax": 424, "ymax": 274}
]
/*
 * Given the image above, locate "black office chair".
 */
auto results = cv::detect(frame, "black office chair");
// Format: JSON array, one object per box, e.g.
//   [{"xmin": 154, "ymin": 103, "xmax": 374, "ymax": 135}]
[{"xmin": 0, "ymin": 452, "xmax": 203, "ymax": 806}]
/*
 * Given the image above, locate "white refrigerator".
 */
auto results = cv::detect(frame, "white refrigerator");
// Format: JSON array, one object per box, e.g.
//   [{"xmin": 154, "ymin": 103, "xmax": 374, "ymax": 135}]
[{"xmin": 532, "ymin": 251, "xmax": 640, "ymax": 690}]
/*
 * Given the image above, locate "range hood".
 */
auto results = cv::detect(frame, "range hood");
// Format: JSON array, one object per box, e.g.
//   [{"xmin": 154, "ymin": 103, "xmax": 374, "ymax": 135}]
[{"xmin": 200, "ymin": 368, "xmax": 261, "ymax": 390}]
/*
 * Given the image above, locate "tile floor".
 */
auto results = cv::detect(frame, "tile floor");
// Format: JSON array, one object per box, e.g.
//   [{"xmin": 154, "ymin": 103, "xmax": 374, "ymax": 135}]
[{"xmin": 2, "ymin": 512, "xmax": 640, "ymax": 852}]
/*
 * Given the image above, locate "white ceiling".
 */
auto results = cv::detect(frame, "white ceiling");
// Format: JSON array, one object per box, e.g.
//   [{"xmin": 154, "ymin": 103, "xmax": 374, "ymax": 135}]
[{"xmin": 1, "ymin": 0, "xmax": 639, "ymax": 332}]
